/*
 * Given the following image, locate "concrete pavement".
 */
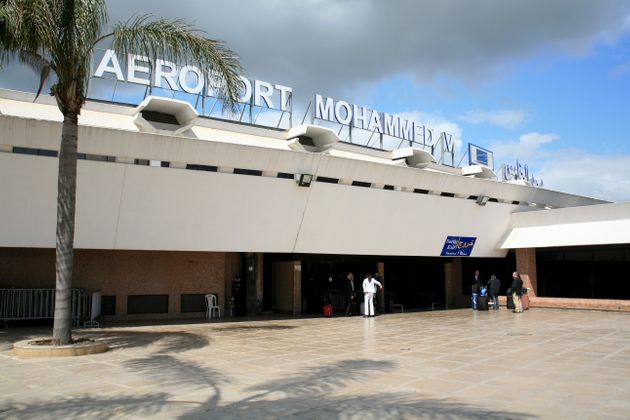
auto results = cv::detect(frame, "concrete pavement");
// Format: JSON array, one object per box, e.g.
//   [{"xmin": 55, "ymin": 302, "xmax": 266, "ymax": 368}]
[{"xmin": 1, "ymin": 308, "xmax": 629, "ymax": 419}]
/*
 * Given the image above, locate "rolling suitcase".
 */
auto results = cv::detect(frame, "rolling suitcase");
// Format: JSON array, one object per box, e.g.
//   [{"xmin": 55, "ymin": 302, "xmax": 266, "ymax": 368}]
[
  {"xmin": 507, "ymin": 295, "xmax": 515, "ymax": 309},
  {"xmin": 477, "ymin": 295, "xmax": 489, "ymax": 311}
]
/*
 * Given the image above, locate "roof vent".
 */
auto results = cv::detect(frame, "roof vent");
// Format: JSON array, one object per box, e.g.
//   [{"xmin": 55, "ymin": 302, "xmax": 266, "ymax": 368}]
[
  {"xmin": 133, "ymin": 96, "xmax": 198, "ymax": 135},
  {"xmin": 461, "ymin": 165, "xmax": 497, "ymax": 179},
  {"xmin": 390, "ymin": 147, "xmax": 436, "ymax": 168},
  {"xmin": 286, "ymin": 125, "xmax": 340, "ymax": 152},
  {"xmin": 140, "ymin": 110, "xmax": 180, "ymax": 125}
]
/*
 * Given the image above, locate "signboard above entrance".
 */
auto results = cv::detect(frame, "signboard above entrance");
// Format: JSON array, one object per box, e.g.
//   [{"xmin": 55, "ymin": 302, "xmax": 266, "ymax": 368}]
[{"xmin": 440, "ymin": 236, "xmax": 477, "ymax": 257}]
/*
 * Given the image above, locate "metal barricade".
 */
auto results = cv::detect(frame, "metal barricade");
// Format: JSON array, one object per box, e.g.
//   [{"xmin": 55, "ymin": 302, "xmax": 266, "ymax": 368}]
[{"xmin": 0, "ymin": 288, "xmax": 97, "ymax": 326}]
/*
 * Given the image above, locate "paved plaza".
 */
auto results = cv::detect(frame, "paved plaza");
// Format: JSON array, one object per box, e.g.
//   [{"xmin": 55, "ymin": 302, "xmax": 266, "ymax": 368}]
[{"xmin": 0, "ymin": 308, "xmax": 629, "ymax": 419}]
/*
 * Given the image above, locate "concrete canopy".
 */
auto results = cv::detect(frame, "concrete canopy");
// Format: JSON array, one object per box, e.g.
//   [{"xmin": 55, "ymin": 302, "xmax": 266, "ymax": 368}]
[{"xmin": 500, "ymin": 202, "xmax": 630, "ymax": 249}]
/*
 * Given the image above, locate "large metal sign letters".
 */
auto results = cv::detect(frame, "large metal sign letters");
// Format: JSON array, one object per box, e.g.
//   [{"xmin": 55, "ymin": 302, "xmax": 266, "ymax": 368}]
[
  {"xmin": 313, "ymin": 94, "xmax": 453, "ymax": 148},
  {"xmin": 93, "ymin": 49, "xmax": 292, "ymax": 112}
]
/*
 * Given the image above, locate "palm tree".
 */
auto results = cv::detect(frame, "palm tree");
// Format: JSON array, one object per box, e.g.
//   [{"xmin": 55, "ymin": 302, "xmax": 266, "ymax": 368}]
[{"xmin": 0, "ymin": 0, "xmax": 243, "ymax": 344}]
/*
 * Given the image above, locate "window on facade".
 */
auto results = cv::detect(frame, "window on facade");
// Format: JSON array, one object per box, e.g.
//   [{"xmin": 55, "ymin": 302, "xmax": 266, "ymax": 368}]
[
  {"xmin": 101, "ymin": 295, "xmax": 116, "ymax": 316},
  {"xmin": 180, "ymin": 294, "xmax": 207, "ymax": 313},
  {"xmin": 127, "ymin": 295, "xmax": 169, "ymax": 314}
]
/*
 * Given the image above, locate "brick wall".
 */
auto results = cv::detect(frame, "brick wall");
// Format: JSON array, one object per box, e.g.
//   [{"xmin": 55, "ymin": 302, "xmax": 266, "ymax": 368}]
[
  {"xmin": 0, "ymin": 248, "xmax": 236, "ymax": 319},
  {"xmin": 499, "ymin": 294, "xmax": 630, "ymax": 312}
]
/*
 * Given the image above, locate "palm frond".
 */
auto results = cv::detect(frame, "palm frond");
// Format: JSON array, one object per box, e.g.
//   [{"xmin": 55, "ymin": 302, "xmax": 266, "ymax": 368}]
[
  {"xmin": 110, "ymin": 15, "xmax": 243, "ymax": 112},
  {"xmin": 0, "ymin": 1, "xmax": 15, "ymax": 66},
  {"xmin": 50, "ymin": 0, "xmax": 107, "ymax": 96},
  {"xmin": 18, "ymin": 50, "xmax": 53, "ymax": 100},
  {"xmin": 18, "ymin": 0, "xmax": 58, "ymax": 54}
]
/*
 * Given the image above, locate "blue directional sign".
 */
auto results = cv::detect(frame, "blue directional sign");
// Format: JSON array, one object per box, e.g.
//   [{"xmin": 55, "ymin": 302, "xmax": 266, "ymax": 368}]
[{"xmin": 440, "ymin": 236, "xmax": 477, "ymax": 257}]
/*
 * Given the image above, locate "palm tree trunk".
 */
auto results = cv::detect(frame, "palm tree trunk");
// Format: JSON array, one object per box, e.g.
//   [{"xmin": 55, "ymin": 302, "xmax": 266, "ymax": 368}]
[{"xmin": 52, "ymin": 112, "xmax": 79, "ymax": 345}]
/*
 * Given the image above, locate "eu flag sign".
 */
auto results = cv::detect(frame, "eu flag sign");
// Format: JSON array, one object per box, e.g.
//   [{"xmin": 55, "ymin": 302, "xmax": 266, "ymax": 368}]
[{"xmin": 468, "ymin": 143, "xmax": 494, "ymax": 169}]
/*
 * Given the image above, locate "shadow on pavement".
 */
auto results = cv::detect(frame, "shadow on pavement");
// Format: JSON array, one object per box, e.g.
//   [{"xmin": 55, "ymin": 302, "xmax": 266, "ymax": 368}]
[
  {"xmin": 0, "ymin": 329, "xmax": 209, "ymax": 354},
  {"xmin": 2, "ymin": 353, "xmax": 534, "ymax": 419},
  {"xmin": 90, "ymin": 330, "xmax": 210, "ymax": 353},
  {"xmin": 215, "ymin": 324, "xmax": 297, "ymax": 332},
  {"xmin": 0, "ymin": 393, "xmax": 176, "ymax": 419}
]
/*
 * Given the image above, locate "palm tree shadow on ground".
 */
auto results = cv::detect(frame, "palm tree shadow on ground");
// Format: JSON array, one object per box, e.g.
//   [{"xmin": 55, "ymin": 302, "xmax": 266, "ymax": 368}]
[{"xmin": 2, "ymin": 353, "xmax": 535, "ymax": 419}]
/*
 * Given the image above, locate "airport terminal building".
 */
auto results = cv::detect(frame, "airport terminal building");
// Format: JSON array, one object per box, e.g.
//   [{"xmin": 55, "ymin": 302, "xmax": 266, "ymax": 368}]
[{"xmin": 1, "ymin": 82, "xmax": 629, "ymax": 320}]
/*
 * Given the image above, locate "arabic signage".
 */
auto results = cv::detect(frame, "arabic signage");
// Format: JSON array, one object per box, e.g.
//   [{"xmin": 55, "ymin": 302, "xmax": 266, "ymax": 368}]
[
  {"xmin": 440, "ymin": 236, "xmax": 477, "ymax": 257},
  {"xmin": 501, "ymin": 160, "xmax": 543, "ymax": 187}
]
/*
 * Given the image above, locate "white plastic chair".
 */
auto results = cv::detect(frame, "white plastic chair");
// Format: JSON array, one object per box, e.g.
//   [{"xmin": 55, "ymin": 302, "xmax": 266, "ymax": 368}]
[{"xmin": 205, "ymin": 293, "xmax": 221, "ymax": 320}]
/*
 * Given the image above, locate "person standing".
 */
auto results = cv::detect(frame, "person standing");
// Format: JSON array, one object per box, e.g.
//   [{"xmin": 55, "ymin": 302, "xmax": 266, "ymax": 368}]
[
  {"xmin": 487, "ymin": 274, "xmax": 501, "ymax": 310},
  {"xmin": 471, "ymin": 270, "xmax": 481, "ymax": 309},
  {"xmin": 232, "ymin": 275, "xmax": 245, "ymax": 317},
  {"xmin": 510, "ymin": 272, "xmax": 524, "ymax": 313},
  {"xmin": 473, "ymin": 270, "xmax": 481, "ymax": 284},
  {"xmin": 343, "ymin": 272, "xmax": 356, "ymax": 316},
  {"xmin": 362, "ymin": 273, "xmax": 382, "ymax": 318}
]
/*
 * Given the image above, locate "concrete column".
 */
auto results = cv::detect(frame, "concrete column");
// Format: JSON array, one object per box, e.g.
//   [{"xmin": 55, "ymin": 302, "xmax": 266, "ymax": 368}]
[
  {"xmin": 444, "ymin": 257, "xmax": 466, "ymax": 308},
  {"xmin": 117, "ymin": 294, "xmax": 127, "ymax": 317},
  {"xmin": 245, "ymin": 252, "xmax": 259, "ymax": 315},
  {"xmin": 293, "ymin": 261, "xmax": 302, "ymax": 316},
  {"xmin": 272, "ymin": 261, "xmax": 300, "ymax": 314},
  {"xmin": 376, "ymin": 262, "xmax": 385, "ymax": 312},
  {"xmin": 225, "ymin": 252, "xmax": 242, "ymax": 312},
  {"xmin": 516, "ymin": 248, "xmax": 538, "ymax": 297},
  {"xmin": 171, "ymin": 293, "xmax": 180, "ymax": 315},
  {"xmin": 256, "ymin": 252, "xmax": 264, "ymax": 310}
]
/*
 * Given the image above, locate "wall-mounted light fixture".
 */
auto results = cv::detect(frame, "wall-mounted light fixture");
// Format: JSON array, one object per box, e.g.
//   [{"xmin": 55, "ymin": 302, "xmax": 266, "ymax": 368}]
[
  {"xmin": 476, "ymin": 195, "xmax": 489, "ymax": 206},
  {"xmin": 295, "ymin": 173, "xmax": 313, "ymax": 187}
]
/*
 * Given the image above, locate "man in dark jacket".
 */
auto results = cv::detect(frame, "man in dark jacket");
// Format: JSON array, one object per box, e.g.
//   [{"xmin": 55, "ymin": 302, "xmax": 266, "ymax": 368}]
[
  {"xmin": 232, "ymin": 275, "xmax": 245, "ymax": 317},
  {"xmin": 343, "ymin": 272, "xmax": 356, "ymax": 316},
  {"xmin": 471, "ymin": 270, "xmax": 481, "ymax": 309},
  {"xmin": 487, "ymin": 274, "xmax": 501, "ymax": 310},
  {"xmin": 509, "ymin": 271, "xmax": 524, "ymax": 313}
]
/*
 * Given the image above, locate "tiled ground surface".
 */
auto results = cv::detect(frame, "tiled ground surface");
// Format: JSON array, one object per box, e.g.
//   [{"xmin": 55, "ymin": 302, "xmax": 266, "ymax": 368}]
[{"xmin": 0, "ymin": 308, "xmax": 629, "ymax": 419}]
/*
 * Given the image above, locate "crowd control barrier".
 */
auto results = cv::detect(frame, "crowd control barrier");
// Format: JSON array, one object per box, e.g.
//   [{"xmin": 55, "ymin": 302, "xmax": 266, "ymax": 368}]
[{"xmin": 0, "ymin": 288, "xmax": 101, "ymax": 327}]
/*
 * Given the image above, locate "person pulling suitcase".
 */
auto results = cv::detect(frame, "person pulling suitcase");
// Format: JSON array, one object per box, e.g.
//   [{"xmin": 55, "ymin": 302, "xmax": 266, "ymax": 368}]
[{"xmin": 477, "ymin": 285, "xmax": 489, "ymax": 311}]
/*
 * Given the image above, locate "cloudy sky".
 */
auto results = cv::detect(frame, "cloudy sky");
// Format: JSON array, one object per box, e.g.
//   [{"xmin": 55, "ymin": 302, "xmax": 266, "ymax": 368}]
[{"xmin": 3, "ymin": 0, "xmax": 630, "ymax": 201}]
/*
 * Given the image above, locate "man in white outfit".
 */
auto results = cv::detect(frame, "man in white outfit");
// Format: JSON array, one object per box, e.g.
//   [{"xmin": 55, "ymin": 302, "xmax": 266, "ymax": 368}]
[{"xmin": 362, "ymin": 273, "xmax": 382, "ymax": 317}]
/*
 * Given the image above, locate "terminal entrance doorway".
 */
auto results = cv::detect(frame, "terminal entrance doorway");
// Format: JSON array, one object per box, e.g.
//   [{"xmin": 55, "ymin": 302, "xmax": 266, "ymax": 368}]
[
  {"xmin": 264, "ymin": 254, "xmax": 448, "ymax": 315},
  {"xmin": 300, "ymin": 255, "xmax": 374, "ymax": 315}
]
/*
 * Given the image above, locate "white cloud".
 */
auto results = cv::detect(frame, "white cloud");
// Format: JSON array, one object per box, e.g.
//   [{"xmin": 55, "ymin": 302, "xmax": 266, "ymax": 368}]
[
  {"xmin": 487, "ymin": 132, "xmax": 630, "ymax": 202},
  {"xmin": 458, "ymin": 110, "xmax": 527, "ymax": 129},
  {"xmin": 539, "ymin": 152, "xmax": 630, "ymax": 202},
  {"xmin": 489, "ymin": 132, "xmax": 559, "ymax": 161},
  {"xmin": 609, "ymin": 62, "xmax": 630, "ymax": 78},
  {"xmin": 98, "ymin": 1, "xmax": 630, "ymax": 99}
]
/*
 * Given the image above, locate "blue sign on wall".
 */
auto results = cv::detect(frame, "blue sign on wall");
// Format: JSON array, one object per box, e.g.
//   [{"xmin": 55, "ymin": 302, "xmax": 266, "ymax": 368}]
[{"xmin": 440, "ymin": 236, "xmax": 477, "ymax": 257}]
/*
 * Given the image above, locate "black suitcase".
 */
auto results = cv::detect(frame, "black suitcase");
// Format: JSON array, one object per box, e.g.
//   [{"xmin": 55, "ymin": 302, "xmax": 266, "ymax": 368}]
[
  {"xmin": 507, "ymin": 295, "xmax": 515, "ymax": 309},
  {"xmin": 478, "ymin": 295, "xmax": 489, "ymax": 311}
]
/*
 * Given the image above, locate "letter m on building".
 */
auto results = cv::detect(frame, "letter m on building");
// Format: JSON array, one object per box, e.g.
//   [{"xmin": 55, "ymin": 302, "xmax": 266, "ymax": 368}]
[{"xmin": 314, "ymin": 94, "xmax": 335, "ymax": 121}]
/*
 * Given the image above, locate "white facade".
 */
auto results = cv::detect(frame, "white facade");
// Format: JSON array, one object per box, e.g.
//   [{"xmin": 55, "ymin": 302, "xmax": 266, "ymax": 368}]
[{"xmin": 0, "ymin": 89, "xmax": 610, "ymax": 258}]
